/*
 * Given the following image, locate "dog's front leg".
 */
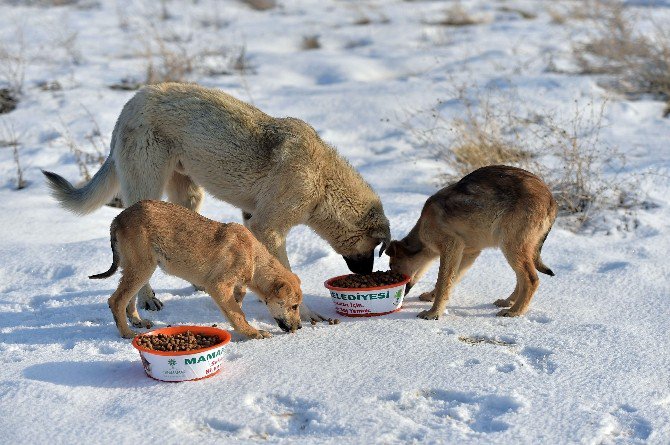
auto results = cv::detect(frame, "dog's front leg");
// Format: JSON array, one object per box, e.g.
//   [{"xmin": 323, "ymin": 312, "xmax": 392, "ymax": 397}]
[
  {"xmin": 417, "ymin": 238, "xmax": 464, "ymax": 320},
  {"xmin": 208, "ymin": 283, "xmax": 272, "ymax": 339},
  {"xmin": 126, "ymin": 294, "xmax": 153, "ymax": 330},
  {"xmin": 249, "ymin": 221, "xmax": 327, "ymax": 323}
]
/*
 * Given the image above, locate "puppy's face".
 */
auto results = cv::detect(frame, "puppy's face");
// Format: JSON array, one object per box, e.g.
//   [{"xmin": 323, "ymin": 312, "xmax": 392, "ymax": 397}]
[
  {"xmin": 265, "ymin": 274, "xmax": 303, "ymax": 333},
  {"xmin": 386, "ymin": 239, "xmax": 434, "ymax": 294}
]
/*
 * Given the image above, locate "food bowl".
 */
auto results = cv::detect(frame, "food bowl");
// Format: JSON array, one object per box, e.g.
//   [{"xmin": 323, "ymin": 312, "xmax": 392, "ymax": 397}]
[
  {"xmin": 324, "ymin": 272, "xmax": 410, "ymax": 317},
  {"xmin": 132, "ymin": 325, "xmax": 232, "ymax": 382}
]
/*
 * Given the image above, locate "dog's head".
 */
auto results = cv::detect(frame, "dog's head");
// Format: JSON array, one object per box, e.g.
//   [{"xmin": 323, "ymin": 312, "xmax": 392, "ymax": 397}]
[
  {"xmin": 265, "ymin": 273, "xmax": 303, "ymax": 333},
  {"xmin": 340, "ymin": 204, "xmax": 391, "ymax": 275},
  {"xmin": 385, "ymin": 238, "xmax": 434, "ymax": 295}
]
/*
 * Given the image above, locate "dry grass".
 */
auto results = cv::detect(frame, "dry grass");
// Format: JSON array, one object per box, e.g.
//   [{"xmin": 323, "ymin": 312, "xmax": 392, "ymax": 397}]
[
  {"xmin": 1, "ymin": 119, "xmax": 26, "ymax": 189},
  {"xmin": 573, "ymin": 2, "xmax": 670, "ymax": 101},
  {"xmin": 143, "ymin": 30, "xmax": 197, "ymax": 85},
  {"xmin": 58, "ymin": 115, "xmax": 106, "ymax": 183},
  {"xmin": 433, "ymin": 2, "xmax": 489, "ymax": 27},
  {"xmin": 301, "ymin": 35, "xmax": 321, "ymax": 50},
  {"xmin": 446, "ymin": 100, "xmax": 533, "ymax": 177},
  {"xmin": 498, "ymin": 6, "xmax": 537, "ymax": 20},
  {"xmin": 404, "ymin": 88, "xmax": 642, "ymax": 231},
  {"xmin": 0, "ymin": 28, "xmax": 26, "ymax": 96},
  {"xmin": 239, "ymin": 0, "xmax": 276, "ymax": 11}
]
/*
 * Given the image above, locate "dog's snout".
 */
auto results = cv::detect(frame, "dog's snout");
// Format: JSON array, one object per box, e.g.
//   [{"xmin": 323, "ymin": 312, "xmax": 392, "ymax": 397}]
[
  {"xmin": 343, "ymin": 252, "xmax": 374, "ymax": 275},
  {"xmin": 274, "ymin": 317, "xmax": 291, "ymax": 332},
  {"xmin": 275, "ymin": 317, "xmax": 301, "ymax": 333}
]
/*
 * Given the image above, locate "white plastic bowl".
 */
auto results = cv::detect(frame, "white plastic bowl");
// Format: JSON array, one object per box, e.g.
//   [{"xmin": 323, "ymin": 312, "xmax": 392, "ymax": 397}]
[
  {"xmin": 324, "ymin": 274, "xmax": 410, "ymax": 317},
  {"xmin": 132, "ymin": 325, "xmax": 232, "ymax": 382}
]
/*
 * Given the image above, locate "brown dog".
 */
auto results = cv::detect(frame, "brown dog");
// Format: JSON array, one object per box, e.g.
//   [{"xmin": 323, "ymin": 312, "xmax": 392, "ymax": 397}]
[
  {"xmin": 90, "ymin": 200, "xmax": 303, "ymax": 339},
  {"xmin": 386, "ymin": 165, "xmax": 557, "ymax": 319}
]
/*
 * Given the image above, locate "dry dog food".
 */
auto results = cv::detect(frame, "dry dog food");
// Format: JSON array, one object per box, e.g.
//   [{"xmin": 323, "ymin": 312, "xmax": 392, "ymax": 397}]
[
  {"xmin": 330, "ymin": 271, "xmax": 406, "ymax": 288},
  {"xmin": 136, "ymin": 331, "xmax": 221, "ymax": 352}
]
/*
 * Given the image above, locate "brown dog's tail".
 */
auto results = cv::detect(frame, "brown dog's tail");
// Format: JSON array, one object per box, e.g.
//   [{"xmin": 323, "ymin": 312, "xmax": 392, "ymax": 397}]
[
  {"xmin": 534, "ymin": 225, "xmax": 554, "ymax": 276},
  {"xmin": 89, "ymin": 221, "xmax": 120, "ymax": 279}
]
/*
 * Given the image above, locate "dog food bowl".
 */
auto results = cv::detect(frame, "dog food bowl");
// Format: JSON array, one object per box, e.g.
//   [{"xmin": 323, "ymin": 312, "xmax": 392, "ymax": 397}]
[
  {"xmin": 132, "ymin": 325, "xmax": 232, "ymax": 382},
  {"xmin": 324, "ymin": 273, "xmax": 410, "ymax": 317}
]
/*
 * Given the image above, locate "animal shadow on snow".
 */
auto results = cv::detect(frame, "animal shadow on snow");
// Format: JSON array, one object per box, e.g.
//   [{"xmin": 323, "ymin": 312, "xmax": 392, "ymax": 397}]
[{"xmin": 23, "ymin": 360, "xmax": 152, "ymax": 388}]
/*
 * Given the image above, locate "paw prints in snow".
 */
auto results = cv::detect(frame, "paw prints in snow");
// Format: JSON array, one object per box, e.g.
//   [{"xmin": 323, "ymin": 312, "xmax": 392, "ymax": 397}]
[
  {"xmin": 595, "ymin": 404, "xmax": 651, "ymax": 443},
  {"xmin": 519, "ymin": 346, "xmax": 557, "ymax": 375},
  {"xmin": 237, "ymin": 394, "xmax": 344, "ymax": 440},
  {"xmin": 381, "ymin": 389, "xmax": 524, "ymax": 436}
]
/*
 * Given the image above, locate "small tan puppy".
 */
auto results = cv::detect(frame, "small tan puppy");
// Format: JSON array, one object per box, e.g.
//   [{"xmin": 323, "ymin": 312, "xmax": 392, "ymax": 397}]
[
  {"xmin": 90, "ymin": 200, "xmax": 303, "ymax": 339},
  {"xmin": 386, "ymin": 165, "xmax": 557, "ymax": 319}
]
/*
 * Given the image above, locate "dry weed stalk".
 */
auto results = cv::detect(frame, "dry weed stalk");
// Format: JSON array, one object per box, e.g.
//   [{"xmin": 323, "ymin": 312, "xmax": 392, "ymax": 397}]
[
  {"xmin": 0, "ymin": 28, "xmax": 27, "ymax": 96},
  {"xmin": 1, "ymin": 119, "xmax": 26, "ymax": 189},
  {"xmin": 301, "ymin": 35, "xmax": 321, "ymax": 50},
  {"xmin": 58, "ymin": 115, "xmax": 105, "ymax": 182},
  {"xmin": 240, "ymin": 0, "xmax": 276, "ymax": 11},
  {"xmin": 574, "ymin": 1, "xmax": 670, "ymax": 100},
  {"xmin": 435, "ymin": 2, "xmax": 488, "ymax": 27}
]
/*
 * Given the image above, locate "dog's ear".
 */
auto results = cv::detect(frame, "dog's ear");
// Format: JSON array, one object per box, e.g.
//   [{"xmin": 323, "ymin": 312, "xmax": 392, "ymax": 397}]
[
  {"xmin": 385, "ymin": 240, "xmax": 401, "ymax": 258},
  {"xmin": 386, "ymin": 238, "xmax": 422, "ymax": 258},
  {"xmin": 370, "ymin": 228, "xmax": 391, "ymax": 257}
]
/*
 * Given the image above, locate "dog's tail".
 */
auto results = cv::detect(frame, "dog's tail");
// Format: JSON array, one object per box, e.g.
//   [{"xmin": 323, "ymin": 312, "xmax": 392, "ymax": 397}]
[
  {"xmin": 534, "ymin": 224, "xmax": 555, "ymax": 277},
  {"xmin": 90, "ymin": 221, "xmax": 120, "ymax": 279},
  {"xmin": 42, "ymin": 128, "xmax": 120, "ymax": 215}
]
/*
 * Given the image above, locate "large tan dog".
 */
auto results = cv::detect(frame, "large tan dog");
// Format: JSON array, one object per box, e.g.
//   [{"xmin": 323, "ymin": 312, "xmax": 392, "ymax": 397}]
[
  {"xmin": 43, "ymin": 82, "xmax": 391, "ymax": 321},
  {"xmin": 386, "ymin": 165, "xmax": 557, "ymax": 319},
  {"xmin": 90, "ymin": 200, "xmax": 303, "ymax": 339}
]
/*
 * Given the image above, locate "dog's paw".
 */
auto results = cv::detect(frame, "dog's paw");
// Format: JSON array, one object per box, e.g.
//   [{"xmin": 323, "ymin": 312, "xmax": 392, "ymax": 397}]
[
  {"xmin": 142, "ymin": 295, "xmax": 164, "ymax": 311},
  {"xmin": 250, "ymin": 329, "xmax": 272, "ymax": 339},
  {"xmin": 494, "ymin": 299, "xmax": 513, "ymax": 308},
  {"xmin": 121, "ymin": 330, "xmax": 138, "ymax": 339},
  {"xmin": 497, "ymin": 309, "xmax": 522, "ymax": 317},
  {"xmin": 419, "ymin": 291, "xmax": 435, "ymax": 302},
  {"xmin": 417, "ymin": 310, "xmax": 441, "ymax": 320},
  {"xmin": 131, "ymin": 318, "xmax": 153, "ymax": 329}
]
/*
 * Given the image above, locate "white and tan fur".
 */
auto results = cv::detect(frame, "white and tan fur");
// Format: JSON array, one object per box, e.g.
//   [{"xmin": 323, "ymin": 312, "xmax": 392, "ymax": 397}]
[
  {"xmin": 91, "ymin": 200, "xmax": 303, "ymax": 339},
  {"xmin": 386, "ymin": 165, "xmax": 557, "ymax": 319},
  {"xmin": 43, "ymin": 82, "xmax": 390, "ymax": 322}
]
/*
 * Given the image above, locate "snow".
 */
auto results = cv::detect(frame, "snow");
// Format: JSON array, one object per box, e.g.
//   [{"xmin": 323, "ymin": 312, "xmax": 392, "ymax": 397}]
[{"xmin": 1, "ymin": 0, "xmax": 670, "ymax": 443}]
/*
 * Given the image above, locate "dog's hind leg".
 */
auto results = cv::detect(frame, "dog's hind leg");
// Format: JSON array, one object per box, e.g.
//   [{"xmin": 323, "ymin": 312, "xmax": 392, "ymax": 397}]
[
  {"xmin": 208, "ymin": 281, "xmax": 272, "ymax": 339},
  {"xmin": 166, "ymin": 171, "xmax": 205, "ymax": 213},
  {"xmin": 117, "ymin": 144, "xmax": 172, "ymax": 312},
  {"xmin": 167, "ymin": 171, "xmax": 207, "ymax": 292},
  {"xmin": 497, "ymin": 244, "xmax": 539, "ymax": 317},
  {"xmin": 109, "ymin": 269, "xmax": 155, "ymax": 338}
]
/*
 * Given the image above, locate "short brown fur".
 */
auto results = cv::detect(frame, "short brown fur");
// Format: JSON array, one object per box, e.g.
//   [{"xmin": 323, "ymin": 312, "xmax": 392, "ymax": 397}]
[
  {"xmin": 386, "ymin": 165, "xmax": 557, "ymax": 319},
  {"xmin": 92, "ymin": 200, "xmax": 303, "ymax": 339}
]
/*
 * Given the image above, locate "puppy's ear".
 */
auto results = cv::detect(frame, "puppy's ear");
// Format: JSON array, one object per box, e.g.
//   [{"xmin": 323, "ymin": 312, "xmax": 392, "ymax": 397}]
[{"xmin": 385, "ymin": 240, "xmax": 401, "ymax": 258}]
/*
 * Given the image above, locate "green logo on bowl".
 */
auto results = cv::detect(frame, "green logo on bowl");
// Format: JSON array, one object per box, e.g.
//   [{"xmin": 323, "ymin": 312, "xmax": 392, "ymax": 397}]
[
  {"xmin": 394, "ymin": 289, "xmax": 402, "ymax": 305},
  {"xmin": 168, "ymin": 359, "xmax": 176, "ymax": 367}
]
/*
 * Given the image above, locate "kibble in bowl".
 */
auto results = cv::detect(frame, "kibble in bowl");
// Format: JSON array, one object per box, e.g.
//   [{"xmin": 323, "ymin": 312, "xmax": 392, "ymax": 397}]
[
  {"xmin": 324, "ymin": 271, "xmax": 410, "ymax": 317},
  {"xmin": 132, "ymin": 325, "xmax": 232, "ymax": 382}
]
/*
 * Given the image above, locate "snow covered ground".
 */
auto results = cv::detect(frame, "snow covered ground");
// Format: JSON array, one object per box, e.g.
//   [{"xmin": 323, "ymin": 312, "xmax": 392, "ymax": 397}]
[{"xmin": 1, "ymin": 0, "xmax": 669, "ymax": 443}]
